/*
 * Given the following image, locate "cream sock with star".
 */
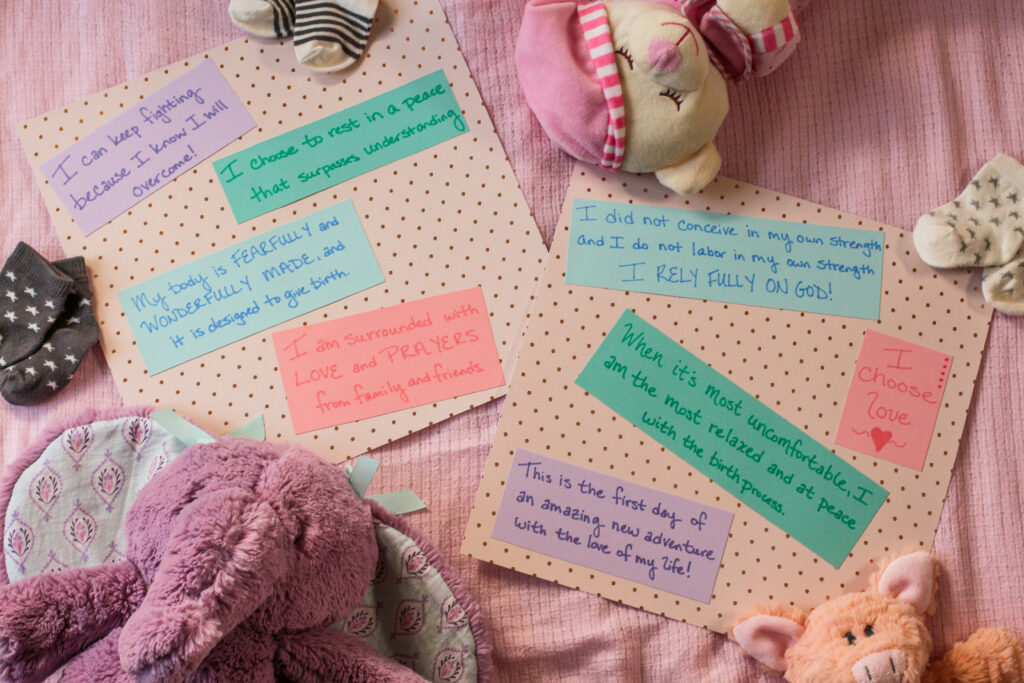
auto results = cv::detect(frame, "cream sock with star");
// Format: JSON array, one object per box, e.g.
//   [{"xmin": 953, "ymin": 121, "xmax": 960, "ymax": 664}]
[
  {"xmin": 982, "ymin": 250, "xmax": 1024, "ymax": 316},
  {"xmin": 914, "ymin": 154, "xmax": 1024, "ymax": 315},
  {"xmin": 914, "ymin": 154, "xmax": 1024, "ymax": 269}
]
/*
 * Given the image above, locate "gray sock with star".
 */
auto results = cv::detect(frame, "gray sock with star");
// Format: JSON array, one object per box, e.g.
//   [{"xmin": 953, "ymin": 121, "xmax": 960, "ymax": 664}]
[
  {"xmin": 1, "ymin": 257, "xmax": 99, "ymax": 406},
  {"xmin": 0, "ymin": 242, "xmax": 74, "ymax": 369}
]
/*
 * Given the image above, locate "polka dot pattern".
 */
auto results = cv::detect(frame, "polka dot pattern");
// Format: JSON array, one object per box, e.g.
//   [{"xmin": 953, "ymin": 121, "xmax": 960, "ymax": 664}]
[
  {"xmin": 17, "ymin": 2, "xmax": 547, "ymax": 460},
  {"xmin": 462, "ymin": 167, "xmax": 994, "ymax": 634}
]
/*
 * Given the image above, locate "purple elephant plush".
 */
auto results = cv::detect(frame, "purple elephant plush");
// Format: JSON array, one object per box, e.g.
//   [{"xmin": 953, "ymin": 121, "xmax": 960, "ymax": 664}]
[{"xmin": 0, "ymin": 436, "xmax": 430, "ymax": 682}]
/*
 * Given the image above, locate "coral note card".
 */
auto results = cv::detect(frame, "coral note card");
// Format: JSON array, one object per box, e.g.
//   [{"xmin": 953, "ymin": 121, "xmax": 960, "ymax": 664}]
[
  {"xmin": 273, "ymin": 287, "xmax": 505, "ymax": 434},
  {"xmin": 836, "ymin": 331, "xmax": 951, "ymax": 470}
]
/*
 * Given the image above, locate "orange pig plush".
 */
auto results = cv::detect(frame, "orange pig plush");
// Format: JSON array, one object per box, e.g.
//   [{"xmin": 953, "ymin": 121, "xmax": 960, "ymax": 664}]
[{"xmin": 730, "ymin": 552, "xmax": 1023, "ymax": 682}]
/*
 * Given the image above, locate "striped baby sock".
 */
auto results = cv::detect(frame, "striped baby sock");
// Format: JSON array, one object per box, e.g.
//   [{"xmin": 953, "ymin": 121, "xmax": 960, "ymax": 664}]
[
  {"xmin": 1, "ymin": 258, "xmax": 99, "ymax": 406},
  {"xmin": 914, "ymin": 154, "xmax": 1024, "ymax": 269},
  {"xmin": 294, "ymin": 0, "xmax": 378, "ymax": 73},
  {"xmin": 229, "ymin": 0, "xmax": 296, "ymax": 38}
]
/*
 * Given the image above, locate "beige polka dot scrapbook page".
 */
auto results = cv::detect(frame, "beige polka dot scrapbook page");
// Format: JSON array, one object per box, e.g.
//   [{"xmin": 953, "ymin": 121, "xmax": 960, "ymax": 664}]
[
  {"xmin": 461, "ymin": 165, "xmax": 993, "ymax": 634},
  {"xmin": 17, "ymin": 0, "xmax": 547, "ymax": 460}
]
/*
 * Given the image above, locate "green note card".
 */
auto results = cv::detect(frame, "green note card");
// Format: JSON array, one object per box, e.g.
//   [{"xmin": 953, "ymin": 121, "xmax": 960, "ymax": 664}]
[
  {"xmin": 576, "ymin": 310, "xmax": 887, "ymax": 568},
  {"xmin": 213, "ymin": 70, "xmax": 468, "ymax": 223}
]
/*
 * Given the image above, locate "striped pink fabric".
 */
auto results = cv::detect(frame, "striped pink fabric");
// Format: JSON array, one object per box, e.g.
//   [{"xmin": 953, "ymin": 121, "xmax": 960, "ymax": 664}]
[
  {"xmin": 749, "ymin": 11, "xmax": 800, "ymax": 75},
  {"xmin": 577, "ymin": 2, "xmax": 626, "ymax": 170},
  {"xmin": 682, "ymin": 0, "xmax": 800, "ymax": 80},
  {"xmin": 702, "ymin": 5, "xmax": 752, "ymax": 80}
]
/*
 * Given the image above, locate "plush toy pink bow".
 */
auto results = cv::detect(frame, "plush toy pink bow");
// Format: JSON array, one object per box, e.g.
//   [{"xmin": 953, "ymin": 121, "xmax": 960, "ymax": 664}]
[{"xmin": 680, "ymin": 0, "xmax": 800, "ymax": 80}]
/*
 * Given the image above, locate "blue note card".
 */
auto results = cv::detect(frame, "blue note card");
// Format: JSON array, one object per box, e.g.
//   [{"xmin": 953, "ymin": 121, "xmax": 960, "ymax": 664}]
[
  {"xmin": 567, "ymin": 199, "xmax": 885, "ymax": 320},
  {"xmin": 118, "ymin": 201, "xmax": 384, "ymax": 374}
]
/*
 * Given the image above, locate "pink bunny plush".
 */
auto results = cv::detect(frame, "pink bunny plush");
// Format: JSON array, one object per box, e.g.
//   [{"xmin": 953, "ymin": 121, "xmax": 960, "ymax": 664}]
[
  {"xmin": 517, "ymin": 0, "xmax": 800, "ymax": 196},
  {"xmin": 0, "ymin": 437, "xmax": 428, "ymax": 682}
]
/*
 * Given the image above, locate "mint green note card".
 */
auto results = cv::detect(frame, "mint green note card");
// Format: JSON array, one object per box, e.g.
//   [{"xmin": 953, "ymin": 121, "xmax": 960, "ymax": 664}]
[
  {"xmin": 118, "ymin": 200, "xmax": 383, "ymax": 374},
  {"xmin": 576, "ymin": 310, "xmax": 887, "ymax": 568},
  {"xmin": 213, "ymin": 70, "xmax": 468, "ymax": 223},
  {"xmin": 567, "ymin": 199, "xmax": 885, "ymax": 320}
]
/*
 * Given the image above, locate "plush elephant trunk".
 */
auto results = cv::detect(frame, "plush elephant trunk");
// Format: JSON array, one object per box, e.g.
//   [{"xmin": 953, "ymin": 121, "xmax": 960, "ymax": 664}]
[{"xmin": 117, "ymin": 487, "xmax": 293, "ymax": 683}]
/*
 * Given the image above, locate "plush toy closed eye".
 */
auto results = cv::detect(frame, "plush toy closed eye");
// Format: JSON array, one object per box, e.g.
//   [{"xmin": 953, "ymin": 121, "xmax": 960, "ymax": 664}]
[
  {"xmin": 730, "ymin": 551, "xmax": 1024, "ymax": 683},
  {"xmin": 516, "ymin": 0, "xmax": 800, "ymax": 196}
]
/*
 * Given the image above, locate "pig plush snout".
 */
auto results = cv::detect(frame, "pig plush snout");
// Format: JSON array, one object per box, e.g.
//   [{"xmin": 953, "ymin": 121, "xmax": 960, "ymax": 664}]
[{"xmin": 852, "ymin": 649, "xmax": 907, "ymax": 683}]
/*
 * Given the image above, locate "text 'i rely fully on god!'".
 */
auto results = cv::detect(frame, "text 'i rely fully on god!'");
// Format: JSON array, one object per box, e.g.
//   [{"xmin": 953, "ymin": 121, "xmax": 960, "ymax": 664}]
[{"xmin": 567, "ymin": 200, "xmax": 885, "ymax": 320}]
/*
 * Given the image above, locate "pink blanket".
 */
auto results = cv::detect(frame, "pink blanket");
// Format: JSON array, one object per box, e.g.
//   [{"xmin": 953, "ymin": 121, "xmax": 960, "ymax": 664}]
[{"xmin": 2, "ymin": 1, "xmax": 1022, "ymax": 680}]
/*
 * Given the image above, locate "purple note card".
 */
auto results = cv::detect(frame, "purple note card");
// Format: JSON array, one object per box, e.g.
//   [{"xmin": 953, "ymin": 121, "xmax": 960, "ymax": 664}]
[
  {"xmin": 493, "ymin": 449, "xmax": 734, "ymax": 603},
  {"xmin": 40, "ymin": 60, "xmax": 255, "ymax": 235}
]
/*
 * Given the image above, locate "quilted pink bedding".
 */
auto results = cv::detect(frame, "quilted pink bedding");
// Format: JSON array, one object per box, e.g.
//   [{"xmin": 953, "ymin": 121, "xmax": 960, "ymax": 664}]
[{"xmin": 1, "ymin": 1, "xmax": 1021, "ymax": 680}]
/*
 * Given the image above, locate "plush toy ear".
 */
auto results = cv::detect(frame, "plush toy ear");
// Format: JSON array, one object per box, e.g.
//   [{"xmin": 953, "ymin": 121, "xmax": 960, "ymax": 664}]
[
  {"xmin": 716, "ymin": 0, "xmax": 792, "ymax": 35},
  {"xmin": 874, "ymin": 551, "xmax": 937, "ymax": 615},
  {"xmin": 117, "ymin": 488, "xmax": 291, "ymax": 683},
  {"xmin": 730, "ymin": 611, "xmax": 806, "ymax": 673}
]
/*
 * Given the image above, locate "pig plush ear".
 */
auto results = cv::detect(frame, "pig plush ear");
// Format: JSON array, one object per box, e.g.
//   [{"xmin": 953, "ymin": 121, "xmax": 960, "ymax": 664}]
[
  {"xmin": 730, "ymin": 607, "xmax": 807, "ymax": 673},
  {"xmin": 873, "ymin": 551, "xmax": 938, "ymax": 615}
]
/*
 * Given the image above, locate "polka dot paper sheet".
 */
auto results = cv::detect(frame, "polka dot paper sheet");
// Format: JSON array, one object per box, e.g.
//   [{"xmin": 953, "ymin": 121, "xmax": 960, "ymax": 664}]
[
  {"xmin": 16, "ymin": 0, "xmax": 547, "ymax": 460},
  {"xmin": 461, "ymin": 165, "xmax": 994, "ymax": 634}
]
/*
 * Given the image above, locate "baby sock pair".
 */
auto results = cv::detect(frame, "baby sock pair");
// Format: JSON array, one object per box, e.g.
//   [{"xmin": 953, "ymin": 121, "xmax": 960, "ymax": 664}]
[
  {"xmin": 229, "ymin": 0, "xmax": 377, "ymax": 73},
  {"xmin": 0, "ymin": 244, "xmax": 99, "ymax": 406},
  {"xmin": 914, "ymin": 154, "xmax": 1024, "ymax": 315}
]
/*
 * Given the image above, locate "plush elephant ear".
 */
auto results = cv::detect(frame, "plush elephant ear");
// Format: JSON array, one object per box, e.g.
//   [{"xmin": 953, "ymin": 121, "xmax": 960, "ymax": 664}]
[
  {"xmin": 117, "ymin": 488, "xmax": 291, "ymax": 683},
  {"xmin": 730, "ymin": 607, "xmax": 807, "ymax": 673},
  {"xmin": 873, "ymin": 551, "xmax": 938, "ymax": 615}
]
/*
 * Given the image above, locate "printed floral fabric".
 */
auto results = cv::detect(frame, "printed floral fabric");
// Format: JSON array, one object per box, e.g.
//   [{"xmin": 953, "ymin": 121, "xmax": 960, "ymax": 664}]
[
  {"xmin": 4, "ymin": 415, "xmax": 181, "ymax": 578},
  {"xmin": 339, "ymin": 522, "xmax": 481, "ymax": 683}
]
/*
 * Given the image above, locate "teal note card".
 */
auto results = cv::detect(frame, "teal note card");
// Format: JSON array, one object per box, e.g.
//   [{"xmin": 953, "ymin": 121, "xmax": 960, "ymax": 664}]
[
  {"xmin": 567, "ymin": 199, "xmax": 885, "ymax": 320},
  {"xmin": 213, "ymin": 70, "xmax": 468, "ymax": 223},
  {"xmin": 576, "ymin": 310, "xmax": 887, "ymax": 567},
  {"xmin": 118, "ymin": 201, "xmax": 383, "ymax": 374}
]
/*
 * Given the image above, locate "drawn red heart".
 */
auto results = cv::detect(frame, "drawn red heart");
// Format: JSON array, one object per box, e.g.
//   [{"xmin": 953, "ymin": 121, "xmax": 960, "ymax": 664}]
[{"xmin": 870, "ymin": 427, "xmax": 892, "ymax": 452}]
